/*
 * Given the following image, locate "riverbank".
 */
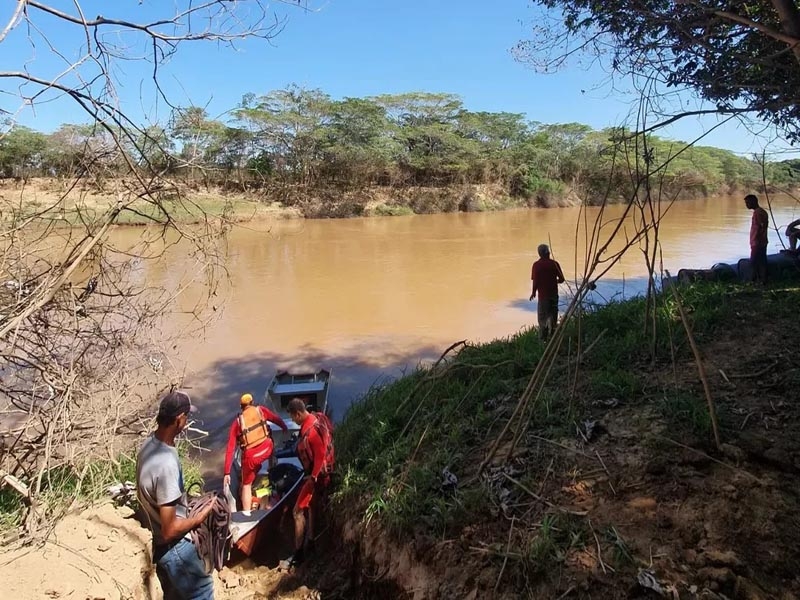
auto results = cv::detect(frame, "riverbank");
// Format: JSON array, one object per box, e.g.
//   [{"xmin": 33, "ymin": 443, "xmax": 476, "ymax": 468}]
[
  {"xmin": 1, "ymin": 177, "xmax": 778, "ymax": 223},
  {"xmin": 328, "ymin": 280, "xmax": 800, "ymax": 598},
  {"xmin": 1, "ymin": 281, "xmax": 798, "ymax": 598}
]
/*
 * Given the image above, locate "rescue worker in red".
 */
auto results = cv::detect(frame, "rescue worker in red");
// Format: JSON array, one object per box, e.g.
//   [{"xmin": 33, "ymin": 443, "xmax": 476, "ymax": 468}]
[
  {"xmin": 223, "ymin": 393, "xmax": 288, "ymax": 511},
  {"xmin": 285, "ymin": 397, "xmax": 334, "ymax": 567}
]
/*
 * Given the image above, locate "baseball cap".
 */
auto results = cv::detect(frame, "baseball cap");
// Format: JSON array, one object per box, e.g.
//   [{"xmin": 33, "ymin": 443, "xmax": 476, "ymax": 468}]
[
  {"xmin": 240, "ymin": 393, "xmax": 254, "ymax": 405},
  {"xmin": 158, "ymin": 390, "xmax": 196, "ymax": 419}
]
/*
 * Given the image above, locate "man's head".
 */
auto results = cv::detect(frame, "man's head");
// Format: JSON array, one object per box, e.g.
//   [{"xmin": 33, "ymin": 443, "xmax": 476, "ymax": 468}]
[
  {"xmin": 286, "ymin": 397, "xmax": 310, "ymax": 426},
  {"xmin": 537, "ymin": 244, "xmax": 550, "ymax": 258},
  {"xmin": 156, "ymin": 390, "xmax": 195, "ymax": 431},
  {"xmin": 744, "ymin": 194, "xmax": 759, "ymax": 209},
  {"xmin": 240, "ymin": 393, "xmax": 254, "ymax": 407}
]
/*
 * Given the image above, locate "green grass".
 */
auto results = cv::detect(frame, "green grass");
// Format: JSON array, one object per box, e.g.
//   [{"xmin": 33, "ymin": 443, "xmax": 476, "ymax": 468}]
[
  {"xmin": 333, "ymin": 281, "xmax": 796, "ymax": 542},
  {"xmin": 0, "ymin": 441, "xmax": 204, "ymax": 534},
  {"xmin": 659, "ymin": 390, "xmax": 714, "ymax": 437}
]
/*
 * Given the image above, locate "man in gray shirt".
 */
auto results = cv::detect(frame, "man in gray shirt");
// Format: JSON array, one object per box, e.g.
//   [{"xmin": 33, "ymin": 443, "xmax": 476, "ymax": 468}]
[{"xmin": 136, "ymin": 391, "xmax": 214, "ymax": 599}]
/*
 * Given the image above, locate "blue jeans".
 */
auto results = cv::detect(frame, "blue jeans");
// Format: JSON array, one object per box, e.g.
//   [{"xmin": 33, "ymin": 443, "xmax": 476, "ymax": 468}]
[{"xmin": 156, "ymin": 538, "xmax": 214, "ymax": 600}]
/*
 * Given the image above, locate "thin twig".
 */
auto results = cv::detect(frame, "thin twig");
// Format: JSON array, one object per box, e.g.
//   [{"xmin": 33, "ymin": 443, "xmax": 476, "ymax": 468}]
[
  {"xmin": 664, "ymin": 271, "xmax": 722, "ymax": 449},
  {"xmin": 726, "ymin": 360, "xmax": 779, "ymax": 380},
  {"xmin": 590, "ymin": 520, "xmax": 608, "ymax": 575},
  {"xmin": 657, "ymin": 435, "xmax": 766, "ymax": 484},
  {"xmin": 594, "ymin": 451, "xmax": 616, "ymax": 496},
  {"xmin": 494, "ymin": 516, "xmax": 515, "ymax": 593},
  {"xmin": 502, "ymin": 472, "xmax": 587, "ymax": 516}
]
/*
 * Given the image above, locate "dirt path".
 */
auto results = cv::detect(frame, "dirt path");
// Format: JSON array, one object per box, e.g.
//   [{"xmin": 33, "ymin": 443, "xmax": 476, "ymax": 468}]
[{"xmin": 0, "ymin": 502, "xmax": 323, "ymax": 600}]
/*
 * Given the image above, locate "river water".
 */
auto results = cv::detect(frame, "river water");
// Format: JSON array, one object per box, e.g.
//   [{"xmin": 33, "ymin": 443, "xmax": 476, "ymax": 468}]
[{"xmin": 118, "ymin": 194, "xmax": 797, "ymax": 469}]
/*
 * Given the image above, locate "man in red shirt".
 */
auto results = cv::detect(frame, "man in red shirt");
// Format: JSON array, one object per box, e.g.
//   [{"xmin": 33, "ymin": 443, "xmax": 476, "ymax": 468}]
[
  {"xmin": 285, "ymin": 397, "xmax": 334, "ymax": 567},
  {"xmin": 530, "ymin": 243, "xmax": 565, "ymax": 341},
  {"xmin": 745, "ymin": 194, "xmax": 769, "ymax": 284},
  {"xmin": 223, "ymin": 393, "xmax": 288, "ymax": 512}
]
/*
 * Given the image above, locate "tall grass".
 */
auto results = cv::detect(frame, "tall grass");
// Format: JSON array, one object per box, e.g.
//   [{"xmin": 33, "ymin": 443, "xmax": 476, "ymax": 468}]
[
  {"xmin": 333, "ymin": 281, "xmax": 766, "ymax": 537},
  {"xmin": 0, "ymin": 441, "xmax": 204, "ymax": 534}
]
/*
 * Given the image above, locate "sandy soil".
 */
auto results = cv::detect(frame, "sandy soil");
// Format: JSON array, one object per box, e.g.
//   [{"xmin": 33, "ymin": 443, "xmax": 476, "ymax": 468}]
[{"xmin": 0, "ymin": 501, "xmax": 324, "ymax": 600}]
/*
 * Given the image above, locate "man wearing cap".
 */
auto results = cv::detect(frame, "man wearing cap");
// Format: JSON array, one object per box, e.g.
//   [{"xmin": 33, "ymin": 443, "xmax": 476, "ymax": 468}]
[
  {"xmin": 529, "ymin": 243, "xmax": 565, "ymax": 342},
  {"xmin": 136, "ymin": 390, "xmax": 215, "ymax": 599},
  {"xmin": 223, "ymin": 393, "xmax": 288, "ymax": 512}
]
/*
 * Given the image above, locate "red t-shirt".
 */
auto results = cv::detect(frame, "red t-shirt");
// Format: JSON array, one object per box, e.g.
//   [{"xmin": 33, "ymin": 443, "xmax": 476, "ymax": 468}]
[
  {"xmin": 750, "ymin": 207, "xmax": 768, "ymax": 248},
  {"xmin": 531, "ymin": 257, "xmax": 565, "ymax": 301}
]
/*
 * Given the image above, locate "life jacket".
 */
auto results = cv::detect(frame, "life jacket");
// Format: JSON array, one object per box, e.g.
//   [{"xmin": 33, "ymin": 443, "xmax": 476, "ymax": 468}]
[
  {"xmin": 297, "ymin": 412, "xmax": 335, "ymax": 475},
  {"xmin": 237, "ymin": 405, "xmax": 271, "ymax": 449}
]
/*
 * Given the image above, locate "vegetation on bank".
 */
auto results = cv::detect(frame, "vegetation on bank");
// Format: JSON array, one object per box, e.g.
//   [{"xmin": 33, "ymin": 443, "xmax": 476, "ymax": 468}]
[
  {"xmin": 335, "ymin": 282, "xmax": 730, "ymax": 534},
  {"xmin": 2, "ymin": 89, "xmax": 798, "ymax": 219},
  {"xmin": 0, "ymin": 442, "xmax": 203, "ymax": 536},
  {"xmin": 333, "ymin": 281, "xmax": 800, "ymax": 596}
]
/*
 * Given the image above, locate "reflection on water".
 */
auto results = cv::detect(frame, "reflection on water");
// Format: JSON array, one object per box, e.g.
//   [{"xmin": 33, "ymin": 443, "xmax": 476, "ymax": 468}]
[{"xmin": 113, "ymin": 195, "xmax": 798, "ymax": 467}]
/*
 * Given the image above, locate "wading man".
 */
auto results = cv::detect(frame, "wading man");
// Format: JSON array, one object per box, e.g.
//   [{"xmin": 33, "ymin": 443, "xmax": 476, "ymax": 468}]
[
  {"xmin": 136, "ymin": 390, "xmax": 215, "ymax": 600},
  {"xmin": 285, "ymin": 397, "xmax": 334, "ymax": 568},
  {"xmin": 529, "ymin": 243, "xmax": 565, "ymax": 341},
  {"xmin": 223, "ymin": 393, "xmax": 288, "ymax": 512},
  {"xmin": 744, "ymin": 194, "xmax": 769, "ymax": 285}
]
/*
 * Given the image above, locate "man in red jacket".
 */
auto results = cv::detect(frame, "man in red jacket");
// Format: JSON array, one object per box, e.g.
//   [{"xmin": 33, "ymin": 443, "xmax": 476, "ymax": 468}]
[
  {"xmin": 285, "ymin": 397, "xmax": 334, "ymax": 567},
  {"xmin": 223, "ymin": 393, "xmax": 288, "ymax": 512},
  {"xmin": 530, "ymin": 243, "xmax": 565, "ymax": 341}
]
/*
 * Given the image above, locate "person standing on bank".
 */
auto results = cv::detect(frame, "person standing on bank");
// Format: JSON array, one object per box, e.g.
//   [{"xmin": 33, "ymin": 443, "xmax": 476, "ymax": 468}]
[
  {"xmin": 529, "ymin": 243, "xmax": 565, "ymax": 341},
  {"xmin": 136, "ymin": 390, "xmax": 215, "ymax": 600},
  {"xmin": 744, "ymin": 194, "xmax": 769, "ymax": 284},
  {"xmin": 223, "ymin": 393, "xmax": 288, "ymax": 512},
  {"xmin": 285, "ymin": 398, "xmax": 334, "ymax": 567}
]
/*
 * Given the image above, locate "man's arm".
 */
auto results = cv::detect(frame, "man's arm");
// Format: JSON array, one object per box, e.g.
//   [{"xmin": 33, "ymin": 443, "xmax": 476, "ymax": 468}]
[
  {"xmin": 260, "ymin": 406, "xmax": 289, "ymax": 431},
  {"xmin": 307, "ymin": 428, "xmax": 327, "ymax": 480},
  {"xmin": 530, "ymin": 264, "xmax": 538, "ymax": 300},
  {"xmin": 158, "ymin": 501, "xmax": 213, "ymax": 543},
  {"xmin": 223, "ymin": 420, "xmax": 239, "ymax": 478},
  {"xmin": 555, "ymin": 261, "xmax": 565, "ymax": 284}
]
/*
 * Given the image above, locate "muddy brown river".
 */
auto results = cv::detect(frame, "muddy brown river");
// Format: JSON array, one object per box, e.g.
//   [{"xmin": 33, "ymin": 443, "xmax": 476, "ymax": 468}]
[{"xmin": 117, "ymin": 195, "xmax": 798, "ymax": 471}]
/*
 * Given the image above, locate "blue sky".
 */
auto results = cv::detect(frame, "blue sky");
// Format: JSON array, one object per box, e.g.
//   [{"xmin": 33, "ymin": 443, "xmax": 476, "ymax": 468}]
[{"xmin": 1, "ymin": 0, "xmax": 795, "ymax": 158}]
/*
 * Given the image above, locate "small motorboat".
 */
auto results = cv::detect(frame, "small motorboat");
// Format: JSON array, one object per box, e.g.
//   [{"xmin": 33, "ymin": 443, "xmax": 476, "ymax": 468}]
[
  {"xmin": 228, "ymin": 461, "xmax": 305, "ymax": 556},
  {"xmin": 227, "ymin": 369, "xmax": 332, "ymax": 556},
  {"xmin": 264, "ymin": 369, "xmax": 331, "ymax": 450}
]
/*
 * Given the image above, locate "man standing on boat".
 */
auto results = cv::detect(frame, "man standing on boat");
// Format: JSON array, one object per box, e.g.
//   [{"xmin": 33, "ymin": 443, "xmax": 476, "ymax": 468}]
[
  {"xmin": 285, "ymin": 397, "xmax": 334, "ymax": 567},
  {"xmin": 529, "ymin": 243, "xmax": 565, "ymax": 341},
  {"xmin": 136, "ymin": 390, "xmax": 215, "ymax": 599},
  {"xmin": 744, "ymin": 194, "xmax": 769, "ymax": 284},
  {"xmin": 223, "ymin": 393, "xmax": 288, "ymax": 512}
]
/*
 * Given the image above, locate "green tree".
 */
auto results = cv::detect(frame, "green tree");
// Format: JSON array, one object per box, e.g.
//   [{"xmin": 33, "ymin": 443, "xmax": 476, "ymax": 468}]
[
  {"xmin": 321, "ymin": 97, "xmax": 397, "ymax": 185},
  {"xmin": 517, "ymin": 1, "xmax": 800, "ymax": 141},
  {"xmin": 0, "ymin": 126, "xmax": 48, "ymax": 180},
  {"xmin": 373, "ymin": 92, "xmax": 480, "ymax": 183},
  {"xmin": 236, "ymin": 86, "xmax": 333, "ymax": 186}
]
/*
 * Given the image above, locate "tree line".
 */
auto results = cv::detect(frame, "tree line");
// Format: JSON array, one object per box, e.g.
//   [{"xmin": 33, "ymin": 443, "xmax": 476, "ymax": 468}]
[{"xmin": 2, "ymin": 87, "xmax": 796, "ymax": 204}]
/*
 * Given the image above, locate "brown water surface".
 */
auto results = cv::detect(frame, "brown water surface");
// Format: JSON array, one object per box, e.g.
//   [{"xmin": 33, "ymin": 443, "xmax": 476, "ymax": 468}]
[{"xmin": 116, "ymin": 195, "xmax": 798, "ymax": 466}]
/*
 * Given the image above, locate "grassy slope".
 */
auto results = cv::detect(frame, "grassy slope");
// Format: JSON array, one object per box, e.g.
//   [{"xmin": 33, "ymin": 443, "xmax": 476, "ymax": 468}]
[{"xmin": 332, "ymin": 282, "xmax": 800, "ymax": 599}]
